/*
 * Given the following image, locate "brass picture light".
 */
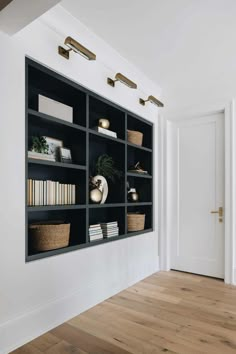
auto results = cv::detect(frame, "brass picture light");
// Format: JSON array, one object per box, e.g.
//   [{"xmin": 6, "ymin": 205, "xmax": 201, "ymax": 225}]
[
  {"xmin": 139, "ymin": 95, "xmax": 164, "ymax": 107},
  {"xmin": 58, "ymin": 36, "xmax": 96, "ymax": 61},
  {"xmin": 107, "ymin": 73, "xmax": 137, "ymax": 89}
]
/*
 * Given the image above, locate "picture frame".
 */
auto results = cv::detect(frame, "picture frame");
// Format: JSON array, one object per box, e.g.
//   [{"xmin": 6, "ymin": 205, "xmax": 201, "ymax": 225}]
[
  {"xmin": 44, "ymin": 137, "xmax": 63, "ymax": 161},
  {"xmin": 59, "ymin": 147, "xmax": 72, "ymax": 164}
]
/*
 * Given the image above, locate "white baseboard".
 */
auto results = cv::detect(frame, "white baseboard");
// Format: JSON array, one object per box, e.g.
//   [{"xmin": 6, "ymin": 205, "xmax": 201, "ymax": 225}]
[{"xmin": 1, "ymin": 259, "xmax": 159, "ymax": 354}]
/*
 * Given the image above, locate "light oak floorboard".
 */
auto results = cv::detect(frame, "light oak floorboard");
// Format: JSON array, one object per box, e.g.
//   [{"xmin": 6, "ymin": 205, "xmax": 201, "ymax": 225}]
[{"xmin": 11, "ymin": 271, "xmax": 236, "ymax": 354}]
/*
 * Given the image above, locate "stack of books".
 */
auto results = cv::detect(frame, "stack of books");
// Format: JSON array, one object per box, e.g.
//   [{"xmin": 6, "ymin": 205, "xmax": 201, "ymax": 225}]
[
  {"xmin": 93, "ymin": 126, "xmax": 117, "ymax": 138},
  {"xmin": 27, "ymin": 179, "xmax": 76, "ymax": 206},
  {"xmin": 101, "ymin": 221, "xmax": 119, "ymax": 238},
  {"xmin": 28, "ymin": 151, "xmax": 56, "ymax": 162},
  {"xmin": 89, "ymin": 224, "xmax": 103, "ymax": 242}
]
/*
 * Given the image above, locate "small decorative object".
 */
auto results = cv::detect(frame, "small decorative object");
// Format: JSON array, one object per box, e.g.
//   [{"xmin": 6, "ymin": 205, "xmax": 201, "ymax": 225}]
[
  {"xmin": 128, "ymin": 188, "xmax": 139, "ymax": 202},
  {"xmin": 127, "ymin": 213, "xmax": 145, "ymax": 232},
  {"xmin": 89, "ymin": 179, "xmax": 103, "ymax": 203},
  {"xmin": 31, "ymin": 136, "xmax": 49, "ymax": 154},
  {"xmin": 29, "ymin": 221, "xmax": 70, "ymax": 251},
  {"xmin": 98, "ymin": 118, "xmax": 110, "ymax": 130},
  {"xmin": 128, "ymin": 161, "xmax": 148, "ymax": 174},
  {"xmin": 90, "ymin": 154, "xmax": 122, "ymax": 204},
  {"xmin": 127, "ymin": 130, "xmax": 143, "ymax": 146},
  {"xmin": 38, "ymin": 95, "xmax": 73, "ymax": 123},
  {"xmin": 127, "ymin": 181, "xmax": 139, "ymax": 202},
  {"xmin": 90, "ymin": 175, "xmax": 108, "ymax": 204},
  {"xmin": 59, "ymin": 147, "xmax": 72, "ymax": 163},
  {"xmin": 44, "ymin": 136, "xmax": 63, "ymax": 161}
]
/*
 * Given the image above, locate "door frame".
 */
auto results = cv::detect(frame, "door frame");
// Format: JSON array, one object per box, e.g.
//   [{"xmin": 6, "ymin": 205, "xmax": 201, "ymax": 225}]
[{"xmin": 159, "ymin": 100, "xmax": 235, "ymax": 285}]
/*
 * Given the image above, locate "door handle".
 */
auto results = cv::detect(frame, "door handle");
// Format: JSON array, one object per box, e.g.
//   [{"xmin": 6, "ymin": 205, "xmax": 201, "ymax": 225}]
[
  {"xmin": 210, "ymin": 207, "xmax": 223, "ymax": 222},
  {"xmin": 210, "ymin": 207, "xmax": 223, "ymax": 217}
]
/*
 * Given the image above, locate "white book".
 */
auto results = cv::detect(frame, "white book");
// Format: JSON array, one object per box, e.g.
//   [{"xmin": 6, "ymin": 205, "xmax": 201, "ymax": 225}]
[
  {"xmin": 100, "ymin": 221, "xmax": 118, "ymax": 226},
  {"xmin": 69, "ymin": 184, "xmax": 71, "ymax": 204},
  {"xmin": 46, "ymin": 180, "xmax": 50, "ymax": 205},
  {"xmin": 90, "ymin": 235, "xmax": 103, "ymax": 241},
  {"xmin": 50, "ymin": 181, "xmax": 54, "ymax": 205},
  {"xmin": 35, "ymin": 180, "xmax": 40, "ymax": 206},
  {"xmin": 32, "ymin": 180, "xmax": 35, "ymax": 206},
  {"xmin": 44, "ymin": 181, "xmax": 47, "ymax": 206},
  {"xmin": 94, "ymin": 126, "xmax": 117, "ymax": 138},
  {"xmin": 103, "ymin": 230, "xmax": 119, "ymax": 235},
  {"xmin": 72, "ymin": 185, "xmax": 76, "ymax": 204},
  {"xmin": 57, "ymin": 183, "xmax": 59, "ymax": 205},
  {"xmin": 40, "ymin": 181, "xmax": 43, "ymax": 206}
]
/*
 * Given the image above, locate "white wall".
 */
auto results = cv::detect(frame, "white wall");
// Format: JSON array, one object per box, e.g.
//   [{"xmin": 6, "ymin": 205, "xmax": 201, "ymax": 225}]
[{"xmin": 0, "ymin": 5, "xmax": 162, "ymax": 353}]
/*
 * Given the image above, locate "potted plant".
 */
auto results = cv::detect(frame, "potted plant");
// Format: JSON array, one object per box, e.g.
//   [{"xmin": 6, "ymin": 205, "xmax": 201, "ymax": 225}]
[{"xmin": 31, "ymin": 136, "xmax": 49, "ymax": 154}]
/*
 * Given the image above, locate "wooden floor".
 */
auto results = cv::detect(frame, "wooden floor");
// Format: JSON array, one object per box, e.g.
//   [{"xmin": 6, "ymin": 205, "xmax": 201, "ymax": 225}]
[{"xmin": 12, "ymin": 271, "xmax": 236, "ymax": 354}]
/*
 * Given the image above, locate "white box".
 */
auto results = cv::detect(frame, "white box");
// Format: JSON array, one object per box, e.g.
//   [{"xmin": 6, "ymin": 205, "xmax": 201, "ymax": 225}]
[{"xmin": 38, "ymin": 94, "xmax": 73, "ymax": 123}]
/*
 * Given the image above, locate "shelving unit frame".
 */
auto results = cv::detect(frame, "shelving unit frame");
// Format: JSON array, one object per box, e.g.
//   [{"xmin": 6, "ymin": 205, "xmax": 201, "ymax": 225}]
[{"xmin": 26, "ymin": 58, "xmax": 154, "ymax": 262}]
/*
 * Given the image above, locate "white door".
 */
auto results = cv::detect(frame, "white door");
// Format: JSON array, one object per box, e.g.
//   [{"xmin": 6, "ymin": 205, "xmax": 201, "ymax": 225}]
[{"xmin": 169, "ymin": 112, "xmax": 224, "ymax": 278}]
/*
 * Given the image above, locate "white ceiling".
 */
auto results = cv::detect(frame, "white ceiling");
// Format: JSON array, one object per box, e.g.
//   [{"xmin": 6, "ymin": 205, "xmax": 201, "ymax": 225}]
[{"xmin": 61, "ymin": 0, "xmax": 236, "ymax": 111}]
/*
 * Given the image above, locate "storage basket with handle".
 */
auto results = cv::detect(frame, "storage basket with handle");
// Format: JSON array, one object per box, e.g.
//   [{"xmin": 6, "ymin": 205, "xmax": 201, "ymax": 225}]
[
  {"xmin": 127, "ymin": 130, "xmax": 143, "ymax": 146},
  {"xmin": 127, "ymin": 213, "xmax": 145, "ymax": 232},
  {"xmin": 29, "ymin": 221, "xmax": 70, "ymax": 252}
]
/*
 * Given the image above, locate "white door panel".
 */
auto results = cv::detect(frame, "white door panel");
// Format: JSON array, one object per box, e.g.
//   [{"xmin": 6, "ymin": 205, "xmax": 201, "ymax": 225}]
[{"xmin": 170, "ymin": 113, "xmax": 224, "ymax": 278}]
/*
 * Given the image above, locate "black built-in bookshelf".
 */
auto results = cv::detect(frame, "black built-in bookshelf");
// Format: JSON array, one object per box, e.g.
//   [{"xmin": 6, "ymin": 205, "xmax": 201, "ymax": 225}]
[{"xmin": 26, "ymin": 58, "xmax": 154, "ymax": 262}]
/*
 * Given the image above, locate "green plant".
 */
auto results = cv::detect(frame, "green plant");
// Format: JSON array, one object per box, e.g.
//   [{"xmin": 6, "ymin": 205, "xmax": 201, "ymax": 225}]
[
  {"xmin": 31, "ymin": 136, "xmax": 49, "ymax": 154},
  {"xmin": 95, "ymin": 154, "xmax": 122, "ymax": 183}
]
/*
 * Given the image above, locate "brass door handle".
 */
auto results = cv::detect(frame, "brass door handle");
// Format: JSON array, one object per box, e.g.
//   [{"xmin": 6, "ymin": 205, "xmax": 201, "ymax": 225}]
[{"xmin": 210, "ymin": 207, "xmax": 223, "ymax": 217}]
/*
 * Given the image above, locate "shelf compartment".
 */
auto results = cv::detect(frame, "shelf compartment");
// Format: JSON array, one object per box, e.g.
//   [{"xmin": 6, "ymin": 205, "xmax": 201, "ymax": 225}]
[
  {"xmin": 127, "ymin": 145, "xmax": 152, "ymax": 176},
  {"xmin": 127, "ymin": 205, "xmax": 153, "ymax": 232},
  {"xmin": 127, "ymin": 177, "xmax": 152, "ymax": 203},
  {"xmin": 89, "ymin": 95, "xmax": 126, "ymax": 140},
  {"xmin": 28, "ymin": 115, "xmax": 86, "ymax": 166},
  {"xmin": 27, "ymin": 209, "xmax": 86, "ymax": 258},
  {"xmin": 89, "ymin": 206, "xmax": 125, "ymax": 236},
  {"xmin": 127, "ymin": 114, "xmax": 153, "ymax": 149},
  {"xmin": 89, "ymin": 134, "xmax": 125, "ymax": 204},
  {"xmin": 28, "ymin": 165, "xmax": 86, "ymax": 205},
  {"xmin": 27, "ymin": 62, "xmax": 87, "ymax": 127}
]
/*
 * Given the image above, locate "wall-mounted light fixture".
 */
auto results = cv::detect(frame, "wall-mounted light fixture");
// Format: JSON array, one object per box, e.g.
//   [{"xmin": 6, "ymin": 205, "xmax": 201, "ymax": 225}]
[
  {"xmin": 58, "ymin": 36, "xmax": 96, "ymax": 61},
  {"xmin": 139, "ymin": 95, "xmax": 164, "ymax": 107},
  {"xmin": 107, "ymin": 73, "xmax": 137, "ymax": 89}
]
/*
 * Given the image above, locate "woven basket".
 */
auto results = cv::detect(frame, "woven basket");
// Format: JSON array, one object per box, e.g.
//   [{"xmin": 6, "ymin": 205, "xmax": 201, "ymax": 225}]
[
  {"xmin": 127, "ymin": 130, "xmax": 143, "ymax": 146},
  {"xmin": 29, "ymin": 222, "xmax": 70, "ymax": 252},
  {"xmin": 127, "ymin": 213, "xmax": 145, "ymax": 232}
]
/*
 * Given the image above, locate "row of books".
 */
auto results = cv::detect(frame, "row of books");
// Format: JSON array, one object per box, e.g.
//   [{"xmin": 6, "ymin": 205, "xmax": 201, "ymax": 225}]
[
  {"xmin": 89, "ymin": 221, "xmax": 119, "ymax": 242},
  {"xmin": 27, "ymin": 179, "xmax": 76, "ymax": 206}
]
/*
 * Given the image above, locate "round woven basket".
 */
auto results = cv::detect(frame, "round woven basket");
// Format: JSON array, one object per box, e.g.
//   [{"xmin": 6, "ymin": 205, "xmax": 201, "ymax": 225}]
[
  {"xmin": 29, "ymin": 222, "xmax": 70, "ymax": 252},
  {"xmin": 127, "ymin": 213, "xmax": 145, "ymax": 232},
  {"xmin": 127, "ymin": 130, "xmax": 143, "ymax": 146}
]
